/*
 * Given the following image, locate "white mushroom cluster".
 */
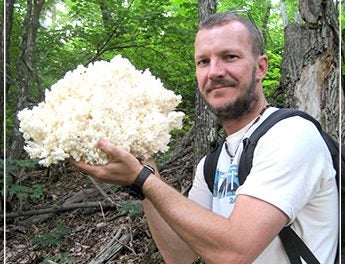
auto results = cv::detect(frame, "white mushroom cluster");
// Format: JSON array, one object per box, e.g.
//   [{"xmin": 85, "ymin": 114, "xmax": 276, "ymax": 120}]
[{"xmin": 18, "ymin": 55, "xmax": 185, "ymax": 167}]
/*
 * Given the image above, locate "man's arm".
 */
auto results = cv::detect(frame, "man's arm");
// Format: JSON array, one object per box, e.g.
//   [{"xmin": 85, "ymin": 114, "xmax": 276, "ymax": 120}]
[
  {"xmin": 140, "ymin": 160, "xmax": 198, "ymax": 263},
  {"xmin": 143, "ymin": 175, "xmax": 288, "ymax": 264},
  {"xmin": 70, "ymin": 140, "xmax": 288, "ymax": 263},
  {"xmin": 143, "ymin": 199, "xmax": 198, "ymax": 263}
]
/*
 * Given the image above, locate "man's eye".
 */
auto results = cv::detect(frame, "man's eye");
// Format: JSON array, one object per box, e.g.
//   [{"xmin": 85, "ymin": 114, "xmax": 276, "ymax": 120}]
[
  {"xmin": 197, "ymin": 59, "xmax": 209, "ymax": 66},
  {"xmin": 224, "ymin": 55, "xmax": 237, "ymax": 61}
]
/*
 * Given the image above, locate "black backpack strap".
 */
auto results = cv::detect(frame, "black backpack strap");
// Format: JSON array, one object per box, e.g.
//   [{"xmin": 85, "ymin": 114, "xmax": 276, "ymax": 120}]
[
  {"xmin": 238, "ymin": 108, "xmax": 325, "ymax": 264},
  {"xmin": 320, "ymin": 130, "xmax": 342, "ymax": 185},
  {"xmin": 204, "ymin": 138, "xmax": 225, "ymax": 193},
  {"xmin": 203, "ymin": 108, "xmax": 335, "ymax": 263},
  {"xmin": 204, "ymin": 109, "xmax": 317, "ymax": 191},
  {"xmin": 239, "ymin": 107, "xmax": 342, "ymax": 185},
  {"xmin": 279, "ymin": 226, "xmax": 321, "ymax": 264},
  {"xmin": 238, "ymin": 108, "xmax": 322, "ymax": 184}
]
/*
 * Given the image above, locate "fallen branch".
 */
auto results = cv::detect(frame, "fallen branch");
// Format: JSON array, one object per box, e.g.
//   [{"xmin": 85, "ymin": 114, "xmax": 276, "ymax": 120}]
[
  {"xmin": 89, "ymin": 225, "xmax": 131, "ymax": 263},
  {"xmin": 85, "ymin": 174, "xmax": 117, "ymax": 205},
  {"xmin": 5, "ymin": 201, "xmax": 118, "ymax": 218},
  {"xmin": 19, "ymin": 188, "xmax": 101, "ymax": 226}
]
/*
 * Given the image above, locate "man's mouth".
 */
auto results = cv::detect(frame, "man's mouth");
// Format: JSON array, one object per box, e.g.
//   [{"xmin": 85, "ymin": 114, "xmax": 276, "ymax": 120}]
[
  {"xmin": 207, "ymin": 86, "xmax": 227, "ymax": 93},
  {"xmin": 206, "ymin": 84, "xmax": 236, "ymax": 94},
  {"xmin": 205, "ymin": 79, "xmax": 238, "ymax": 93}
]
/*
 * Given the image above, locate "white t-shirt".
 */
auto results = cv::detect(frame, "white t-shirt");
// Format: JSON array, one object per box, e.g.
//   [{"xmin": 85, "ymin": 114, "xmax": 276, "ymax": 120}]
[{"xmin": 188, "ymin": 107, "xmax": 338, "ymax": 263}]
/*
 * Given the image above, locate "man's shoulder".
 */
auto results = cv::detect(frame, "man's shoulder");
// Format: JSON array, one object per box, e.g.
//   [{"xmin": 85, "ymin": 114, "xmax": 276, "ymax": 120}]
[{"xmin": 255, "ymin": 108, "xmax": 322, "ymax": 140}]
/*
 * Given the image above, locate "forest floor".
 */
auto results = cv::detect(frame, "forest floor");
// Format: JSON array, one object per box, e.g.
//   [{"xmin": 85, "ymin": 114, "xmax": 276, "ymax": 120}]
[
  {"xmin": 4, "ymin": 126, "xmax": 195, "ymax": 264},
  {"xmin": 4, "ymin": 163, "xmax": 167, "ymax": 264}
]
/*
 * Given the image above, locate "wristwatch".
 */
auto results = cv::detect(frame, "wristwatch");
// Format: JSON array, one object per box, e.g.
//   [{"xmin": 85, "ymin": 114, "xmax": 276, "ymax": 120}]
[{"xmin": 128, "ymin": 165, "xmax": 155, "ymax": 200}]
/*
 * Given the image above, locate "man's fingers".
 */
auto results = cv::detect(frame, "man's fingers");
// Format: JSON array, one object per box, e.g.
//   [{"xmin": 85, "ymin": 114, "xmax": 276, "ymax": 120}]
[
  {"xmin": 68, "ymin": 157, "xmax": 99, "ymax": 176},
  {"xmin": 67, "ymin": 139, "xmax": 142, "ymax": 183},
  {"xmin": 97, "ymin": 139, "xmax": 125, "ymax": 161}
]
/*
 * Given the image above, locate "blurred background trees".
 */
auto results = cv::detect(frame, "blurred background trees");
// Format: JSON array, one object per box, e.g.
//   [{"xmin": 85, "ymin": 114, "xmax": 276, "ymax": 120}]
[{"xmin": 4, "ymin": 0, "xmax": 312, "ymax": 161}]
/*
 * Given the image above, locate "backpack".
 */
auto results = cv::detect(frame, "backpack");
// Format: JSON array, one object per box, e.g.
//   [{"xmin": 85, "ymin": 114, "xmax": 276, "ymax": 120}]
[{"xmin": 203, "ymin": 108, "xmax": 343, "ymax": 264}]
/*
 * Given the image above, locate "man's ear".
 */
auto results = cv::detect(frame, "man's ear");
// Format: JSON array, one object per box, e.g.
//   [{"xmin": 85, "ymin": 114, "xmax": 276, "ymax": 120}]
[{"xmin": 256, "ymin": 55, "xmax": 268, "ymax": 81}]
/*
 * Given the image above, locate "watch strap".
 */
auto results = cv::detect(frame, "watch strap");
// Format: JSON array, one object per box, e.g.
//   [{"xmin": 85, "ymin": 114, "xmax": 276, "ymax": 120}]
[{"xmin": 128, "ymin": 165, "xmax": 155, "ymax": 200}]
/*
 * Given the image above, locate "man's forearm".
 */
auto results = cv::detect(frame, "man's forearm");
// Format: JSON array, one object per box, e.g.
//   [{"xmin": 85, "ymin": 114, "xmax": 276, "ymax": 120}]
[
  {"xmin": 142, "ymin": 176, "xmax": 236, "ymax": 263},
  {"xmin": 143, "ymin": 199, "xmax": 198, "ymax": 263},
  {"xmin": 142, "ymin": 174, "xmax": 287, "ymax": 264}
]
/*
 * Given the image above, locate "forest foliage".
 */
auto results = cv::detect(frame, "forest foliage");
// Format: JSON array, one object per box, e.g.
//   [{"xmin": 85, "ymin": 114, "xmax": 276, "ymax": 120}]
[
  {"xmin": 5, "ymin": 0, "xmax": 306, "ymax": 158},
  {"xmin": 3, "ymin": 0, "xmax": 342, "ymax": 205},
  {"xmin": 3, "ymin": 0, "xmax": 296, "ymax": 220}
]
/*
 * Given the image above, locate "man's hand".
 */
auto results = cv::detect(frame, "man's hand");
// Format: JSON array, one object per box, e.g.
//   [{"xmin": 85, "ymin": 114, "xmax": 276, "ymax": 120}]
[{"xmin": 68, "ymin": 139, "xmax": 143, "ymax": 185}]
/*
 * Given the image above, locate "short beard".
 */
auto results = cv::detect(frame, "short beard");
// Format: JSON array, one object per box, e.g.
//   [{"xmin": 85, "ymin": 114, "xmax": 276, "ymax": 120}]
[{"xmin": 206, "ymin": 70, "xmax": 259, "ymax": 123}]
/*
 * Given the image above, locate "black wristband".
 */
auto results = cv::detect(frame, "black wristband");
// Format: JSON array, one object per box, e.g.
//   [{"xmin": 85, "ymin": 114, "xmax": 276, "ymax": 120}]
[{"xmin": 128, "ymin": 165, "xmax": 155, "ymax": 200}]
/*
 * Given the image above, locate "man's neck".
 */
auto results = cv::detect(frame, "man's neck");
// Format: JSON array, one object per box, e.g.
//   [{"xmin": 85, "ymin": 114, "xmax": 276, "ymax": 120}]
[{"xmin": 222, "ymin": 101, "xmax": 269, "ymax": 135}]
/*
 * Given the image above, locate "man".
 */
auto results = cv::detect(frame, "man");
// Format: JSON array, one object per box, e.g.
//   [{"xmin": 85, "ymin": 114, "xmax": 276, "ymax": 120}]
[{"xmin": 70, "ymin": 12, "xmax": 338, "ymax": 263}]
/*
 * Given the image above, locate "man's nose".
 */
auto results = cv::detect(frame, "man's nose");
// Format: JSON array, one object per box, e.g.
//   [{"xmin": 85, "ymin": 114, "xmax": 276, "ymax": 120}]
[{"xmin": 208, "ymin": 59, "xmax": 226, "ymax": 79}]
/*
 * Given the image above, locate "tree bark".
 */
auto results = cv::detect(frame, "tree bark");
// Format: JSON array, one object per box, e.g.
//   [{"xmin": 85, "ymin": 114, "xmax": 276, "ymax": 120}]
[
  {"xmin": 1, "ymin": 0, "xmax": 15, "ymax": 159},
  {"xmin": 193, "ymin": 0, "xmax": 218, "ymax": 173},
  {"xmin": 279, "ymin": 0, "xmax": 289, "ymax": 27},
  {"xmin": 279, "ymin": 0, "xmax": 341, "ymax": 141},
  {"xmin": 261, "ymin": 0, "xmax": 272, "ymax": 45},
  {"xmin": 8, "ymin": 0, "xmax": 45, "ymax": 160}
]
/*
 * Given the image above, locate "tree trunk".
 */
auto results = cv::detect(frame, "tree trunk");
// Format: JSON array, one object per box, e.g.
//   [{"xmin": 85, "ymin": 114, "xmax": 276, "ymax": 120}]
[
  {"xmin": 193, "ymin": 0, "xmax": 218, "ymax": 171},
  {"xmin": 1, "ymin": 0, "xmax": 15, "ymax": 159},
  {"xmin": 8, "ymin": 0, "xmax": 45, "ymax": 160},
  {"xmin": 279, "ymin": 0, "xmax": 289, "ymax": 27},
  {"xmin": 279, "ymin": 0, "xmax": 341, "ymax": 141},
  {"xmin": 261, "ymin": 0, "xmax": 272, "ymax": 45}
]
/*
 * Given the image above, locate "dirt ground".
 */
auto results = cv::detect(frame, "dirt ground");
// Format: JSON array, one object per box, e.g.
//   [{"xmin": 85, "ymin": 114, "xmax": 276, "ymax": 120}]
[
  {"xmin": 4, "ymin": 164, "xmax": 167, "ymax": 264},
  {"xmin": 4, "ymin": 128, "xmax": 195, "ymax": 264}
]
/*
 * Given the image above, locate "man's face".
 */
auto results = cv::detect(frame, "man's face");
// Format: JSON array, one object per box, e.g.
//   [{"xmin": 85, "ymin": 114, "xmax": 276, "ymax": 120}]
[{"xmin": 194, "ymin": 21, "xmax": 262, "ymax": 120}]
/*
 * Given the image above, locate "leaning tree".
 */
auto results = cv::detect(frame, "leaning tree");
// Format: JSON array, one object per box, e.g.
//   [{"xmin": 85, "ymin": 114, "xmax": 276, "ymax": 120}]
[
  {"xmin": 193, "ymin": 0, "xmax": 218, "ymax": 170},
  {"xmin": 159, "ymin": 0, "xmax": 219, "ymax": 192}
]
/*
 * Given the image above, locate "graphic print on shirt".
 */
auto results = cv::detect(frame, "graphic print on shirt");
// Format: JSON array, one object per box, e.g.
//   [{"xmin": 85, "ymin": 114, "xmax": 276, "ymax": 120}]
[{"xmin": 213, "ymin": 163, "xmax": 239, "ymax": 201}]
